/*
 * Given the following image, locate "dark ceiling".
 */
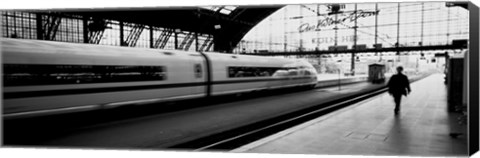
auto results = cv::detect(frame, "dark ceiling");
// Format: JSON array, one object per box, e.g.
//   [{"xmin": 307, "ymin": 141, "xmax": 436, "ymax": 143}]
[{"xmin": 43, "ymin": 5, "xmax": 284, "ymax": 52}]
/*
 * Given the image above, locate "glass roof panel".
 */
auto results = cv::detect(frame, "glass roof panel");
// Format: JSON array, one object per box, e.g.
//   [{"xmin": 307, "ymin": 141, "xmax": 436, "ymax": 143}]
[
  {"xmin": 219, "ymin": 9, "xmax": 232, "ymax": 15},
  {"xmin": 236, "ymin": 2, "xmax": 469, "ymax": 53},
  {"xmin": 200, "ymin": 6, "xmax": 237, "ymax": 15},
  {"xmin": 200, "ymin": 6, "xmax": 222, "ymax": 11},
  {"xmin": 223, "ymin": 6, "xmax": 238, "ymax": 11}
]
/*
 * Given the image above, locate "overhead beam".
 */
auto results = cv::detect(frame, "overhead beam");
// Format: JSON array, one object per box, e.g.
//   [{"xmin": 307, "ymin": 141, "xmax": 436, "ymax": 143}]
[
  {"xmin": 252, "ymin": 45, "xmax": 468, "ymax": 56},
  {"xmin": 446, "ymin": 2, "xmax": 468, "ymax": 10},
  {"xmin": 196, "ymin": 10, "xmax": 255, "ymax": 26}
]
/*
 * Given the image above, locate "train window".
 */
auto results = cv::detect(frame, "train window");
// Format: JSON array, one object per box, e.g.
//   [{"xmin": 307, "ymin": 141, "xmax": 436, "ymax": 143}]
[
  {"xmin": 3, "ymin": 64, "xmax": 167, "ymax": 86},
  {"xmin": 272, "ymin": 70, "xmax": 288, "ymax": 77},
  {"xmin": 227, "ymin": 66, "xmax": 296, "ymax": 78},
  {"xmin": 304, "ymin": 70, "xmax": 311, "ymax": 76},
  {"xmin": 163, "ymin": 52, "xmax": 174, "ymax": 55},
  {"xmin": 288, "ymin": 70, "xmax": 298, "ymax": 76}
]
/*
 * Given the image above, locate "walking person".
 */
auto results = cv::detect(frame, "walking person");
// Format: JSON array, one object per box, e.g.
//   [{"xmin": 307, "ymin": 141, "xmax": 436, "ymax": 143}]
[{"xmin": 387, "ymin": 66, "xmax": 411, "ymax": 115}]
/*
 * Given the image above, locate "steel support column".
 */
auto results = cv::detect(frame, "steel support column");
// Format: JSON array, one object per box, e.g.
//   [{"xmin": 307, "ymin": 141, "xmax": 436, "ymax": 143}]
[
  {"xmin": 20, "ymin": 12, "xmax": 24, "ymax": 38},
  {"xmin": 468, "ymin": 2, "xmax": 480, "ymax": 154},
  {"xmin": 351, "ymin": 4, "xmax": 358, "ymax": 76},
  {"xmin": 334, "ymin": 12, "xmax": 338, "ymax": 50},
  {"xmin": 119, "ymin": 21, "xmax": 125, "ymax": 46},
  {"xmin": 421, "ymin": 3, "xmax": 424, "ymax": 45},
  {"xmin": 12, "ymin": 12, "xmax": 17, "ymax": 37},
  {"xmin": 28, "ymin": 12, "xmax": 33, "ymax": 39},
  {"xmin": 375, "ymin": 3, "xmax": 381, "ymax": 61},
  {"xmin": 447, "ymin": 6, "xmax": 451, "ymax": 44},
  {"xmin": 375, "ymin": 3, "xmax": 378, "ymax": 46},
  {"xmin": 396, "ymin": 3, "xmax": 400, "ymax": 60},
  {"xmin": 174, "ymin": 30, "xmax": 178, "ymax": 49},
  {"xmin": 420, "ymin": 3, "xmax": 424, "ymax": 58},
  {"xmin": 195, "ymin": 32, "xmax": 199, "ymax": 52},
  {"xmin": 36, "ymin": 13, "xmax": 43, "ymax": 40},
  {"xmin": 83, "ymin": 16, "xmax": 89, "ymax": 43},
  {"xmin": 149, "ymin": 25, "xmax": 154, "ymax": 48},
  {"xmin": 284, "ymin": 7, "xmax": 288, "ymax": 52},
  {"xmin": 4, "ymin": 12, "xmax": 9, "ymax": 37},
  {"xmin": 213, "ymin": 26, "xmax": 233, "ymax": 53}
]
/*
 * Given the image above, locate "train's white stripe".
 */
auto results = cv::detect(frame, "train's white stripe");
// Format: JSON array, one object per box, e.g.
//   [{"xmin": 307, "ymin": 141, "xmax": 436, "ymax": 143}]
[
  {"xmin": 4, "ymin": 94, "xmax": 207, "ymax": 119},
  {"xmin": 105, "ymin": 94, "xmax": 206, "ymax": 108},
  {"xmin": 211, "ymin": 88, "xmax": 267, "ymax": 96},
  {"xmin": 3, "ymin": 105, "xmax": 100, "ymax": 120},
  {"xmin": 211, "ymin": 82, "xmax": 316, "ymax": 96}
]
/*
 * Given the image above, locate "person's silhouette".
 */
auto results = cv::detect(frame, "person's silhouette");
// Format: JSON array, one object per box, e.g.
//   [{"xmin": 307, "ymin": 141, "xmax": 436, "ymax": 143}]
[{"xmin": 387, "ymin": 66, "xmax": 411, "ymax": 115}]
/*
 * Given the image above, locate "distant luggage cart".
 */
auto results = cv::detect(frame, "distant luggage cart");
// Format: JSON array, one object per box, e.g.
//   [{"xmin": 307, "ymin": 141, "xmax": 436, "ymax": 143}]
[{"xmin": 368, "ymin": 64, "xmax": 386, "ymax": 83}]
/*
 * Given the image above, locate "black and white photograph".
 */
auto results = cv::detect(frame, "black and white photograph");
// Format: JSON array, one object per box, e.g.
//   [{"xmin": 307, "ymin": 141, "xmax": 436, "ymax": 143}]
[{"xmin": 1, "ymin": 0, "xmax": 479, "ymax": 157}]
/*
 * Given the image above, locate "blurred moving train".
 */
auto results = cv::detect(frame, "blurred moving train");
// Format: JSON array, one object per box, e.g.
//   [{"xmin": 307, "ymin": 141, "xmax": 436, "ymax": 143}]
[{"xmin": 2, "ymin": 38, "xmax": 318, "ymax": 119}]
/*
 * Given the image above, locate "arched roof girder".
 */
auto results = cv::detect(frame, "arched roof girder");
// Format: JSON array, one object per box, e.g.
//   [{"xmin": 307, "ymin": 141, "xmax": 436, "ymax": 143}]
[{"xmin": 49, "ymin": 5, "xmax": 283, "ymax": 52}]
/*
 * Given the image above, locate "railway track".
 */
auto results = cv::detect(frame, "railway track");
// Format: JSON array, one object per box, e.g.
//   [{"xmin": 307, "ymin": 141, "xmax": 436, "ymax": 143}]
[{"xmin": 168, "ymin": 74, "xmax": 429, "ymax": 151}]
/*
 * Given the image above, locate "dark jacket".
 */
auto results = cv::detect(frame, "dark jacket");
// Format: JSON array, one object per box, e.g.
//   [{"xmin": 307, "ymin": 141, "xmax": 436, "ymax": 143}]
[{"xmin": 387, "ymin": 73, "xmax": 411, "ymax": 96}]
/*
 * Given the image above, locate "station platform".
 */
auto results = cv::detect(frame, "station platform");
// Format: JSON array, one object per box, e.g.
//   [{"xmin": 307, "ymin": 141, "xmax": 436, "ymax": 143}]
[
  {"xmin": 316, "ymin": 73, "xmax": 371, "ymax": 82},
  {"xmin": 233, "ymin": 73, "xmax": 468, "ymax": 157},
  {"xmin": 317, "ymin": 74, "xmax": 367, "ymax": 81}
]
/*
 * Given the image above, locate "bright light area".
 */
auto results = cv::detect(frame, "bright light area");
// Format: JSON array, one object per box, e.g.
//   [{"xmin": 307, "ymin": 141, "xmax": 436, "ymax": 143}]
[
  {"xmin": 233, "ymin": 2, "xmax": 468, "ymax": 76},
  {"xmin": 235, "ymin": 2, "xmax": 469, "ymax": 53},
  {"xmin": 200, "ymin": 6, "xmax": 238, "ymax": 15}
]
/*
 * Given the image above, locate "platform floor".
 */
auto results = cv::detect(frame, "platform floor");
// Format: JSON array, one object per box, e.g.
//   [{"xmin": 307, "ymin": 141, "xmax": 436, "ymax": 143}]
[
  {"xmin": 316, "ymin": 73, "xmax": 369, "ymax": 81},
  {"xmin": 233, "ymin": 73, "xmax": 468, "ymax": 157},
  {"xmin": 316, "ymin": 72, "xmax": 393, "ymax": 81}
]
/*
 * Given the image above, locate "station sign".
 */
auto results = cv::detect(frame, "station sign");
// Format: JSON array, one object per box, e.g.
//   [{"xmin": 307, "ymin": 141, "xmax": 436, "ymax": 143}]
[
  {"xmin": 297, "ymin": 10, "xmax": 379, "ymax": 33},
  {"xmin": 311, "ymin": 35, "xmax": 358, "ymax": 44}
]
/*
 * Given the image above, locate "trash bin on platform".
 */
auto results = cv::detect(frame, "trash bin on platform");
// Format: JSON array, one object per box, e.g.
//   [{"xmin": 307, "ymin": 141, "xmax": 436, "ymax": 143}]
[{"xmin": 446, "ymin": 55, "xmax": 464, "ymax": 112}]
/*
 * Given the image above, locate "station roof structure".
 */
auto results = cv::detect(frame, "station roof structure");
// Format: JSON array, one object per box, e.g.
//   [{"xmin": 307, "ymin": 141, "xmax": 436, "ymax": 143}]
[
  {"xmin": 44, "ymin": 5, "xmax": 283, "ymax": 52},
  {"xmin": 4, "ymin": 2, "xmax": 470, "ymax": 54}
]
